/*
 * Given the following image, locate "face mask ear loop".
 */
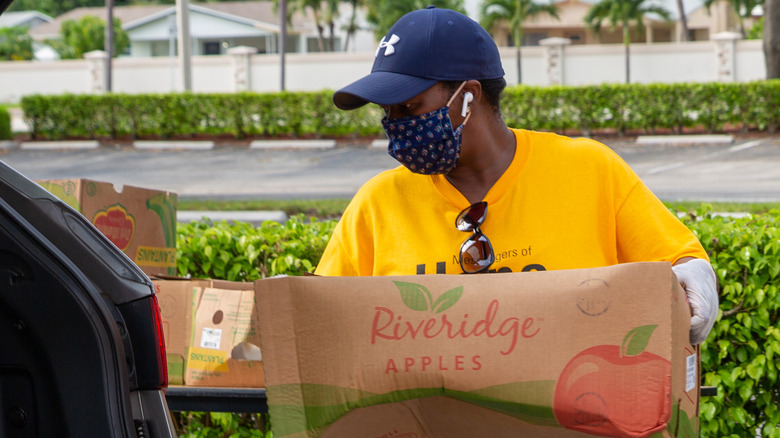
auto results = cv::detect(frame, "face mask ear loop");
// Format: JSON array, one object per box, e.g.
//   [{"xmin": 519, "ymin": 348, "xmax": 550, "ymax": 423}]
[
  {"xmin": 446, "ymin": 81, "xmax": 468, "ymax": 107},
  {"xmin": 447, "ymin": 81, "xmax": 472, "ymax": 124}
]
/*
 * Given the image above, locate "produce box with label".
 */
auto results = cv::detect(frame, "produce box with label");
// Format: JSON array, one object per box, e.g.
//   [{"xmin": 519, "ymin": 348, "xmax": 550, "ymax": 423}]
[
  {"xmin": 255, "ymin": 262, "xmax": 699, "ymax": 438},
  {"xmin": 38, "ymin": 178, "xmax": 177, "ymax": 276},
  {"xmin": 154, "ymin": 277, "xmax": 264, "ymax": 387}
]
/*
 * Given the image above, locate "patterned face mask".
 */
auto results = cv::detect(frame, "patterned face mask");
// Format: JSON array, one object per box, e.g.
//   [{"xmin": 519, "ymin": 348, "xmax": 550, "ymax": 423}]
[{"xmin": 382, "ymin": 82, "xmax": 472, "ymax": 175}]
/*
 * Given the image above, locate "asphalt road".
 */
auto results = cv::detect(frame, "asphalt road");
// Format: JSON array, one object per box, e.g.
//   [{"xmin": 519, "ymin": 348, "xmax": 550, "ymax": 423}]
[{"xmin": 1, "ymin": 136, "xmax": 779, "ymax": 202}]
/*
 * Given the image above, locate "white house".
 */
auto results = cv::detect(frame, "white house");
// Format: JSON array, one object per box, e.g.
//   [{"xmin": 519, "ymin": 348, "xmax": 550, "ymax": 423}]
[
  {"xmin": 486, "ymin": 0, "xmax": 761, "ymax": 46},
  {"xmin": 0, "ymin": 10, "xmax": 52, "ymax": 29},
  {"xmin": 0, "ymin": 10, "xmax": 56, "ymax": 60},
  {"xmin": 27, "ymin": 1, "xmax": 375, "ymax": 58}
]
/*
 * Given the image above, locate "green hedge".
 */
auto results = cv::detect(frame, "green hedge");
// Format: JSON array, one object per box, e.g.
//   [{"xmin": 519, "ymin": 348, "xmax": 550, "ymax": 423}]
[
  {"xmin": 20, "ymin": 80, "xmax": 780, "ymax": 141},
  {"xmin": 501, "ymin": 81, "xmax": 780, "ymax": 136},
  {"xmin": 175, "ymin": 207, "xmax": 780, "ymax": 437},
  {"xmin": 20, "ymin": 92, "xmax": 384, "ymax": 140},
  {"xmin": 679, "ymin": 207, "xmax": 780, "ymax": 438},
  {"xmin": 0, "ymin": 107, "xmax": 10, "ymax": 140}
]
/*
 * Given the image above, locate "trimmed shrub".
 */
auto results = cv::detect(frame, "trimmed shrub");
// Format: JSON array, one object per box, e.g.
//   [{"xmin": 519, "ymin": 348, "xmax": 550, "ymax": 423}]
[{"xmin": 20, "ymin": 81, "xmax": 780, "ymax": 141}]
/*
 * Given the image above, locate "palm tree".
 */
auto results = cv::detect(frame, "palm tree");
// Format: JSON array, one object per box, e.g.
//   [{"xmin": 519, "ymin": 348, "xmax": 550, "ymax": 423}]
[
  {"xmin": 584, "ymin": 0, "xmax": 672, "ymax": 83},
  {"xmin": 365, "ymin": 0, "xmax": 466, "ymax": 39},
  {"xmin": 676, "ymin": 0, "xmax": 690, "ymax": 41},
  {"xmin": 481, "ymin": 0, "xmax": 560, "ymax": 85},
  {"xmin": 276, "ymin": 0, "xmax": 331, "ymax": 52},
  {"xmin": 321, "ymin": 0, "xmax": 341, "ymax": 51},
  {"xmin": 703, "ymin": 0, "xmax": 763, "ymax": 38},
  {"xmin": 342, "ymin": 0, "xmax": 365, "ymax": 51}
]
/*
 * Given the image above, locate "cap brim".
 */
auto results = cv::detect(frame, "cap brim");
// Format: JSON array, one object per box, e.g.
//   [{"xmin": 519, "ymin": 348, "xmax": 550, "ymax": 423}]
[{"xmin": 333, "ymin": 71, "xmax": 437, "ymax": 110}]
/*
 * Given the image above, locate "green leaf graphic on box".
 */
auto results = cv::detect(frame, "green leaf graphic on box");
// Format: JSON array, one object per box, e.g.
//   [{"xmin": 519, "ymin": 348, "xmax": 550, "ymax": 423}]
[
  {"xmin": 666, "ymin": 404, "xmax": 696, "ymax": 438},
  {"xmin": 147, "ymin": 193, "xmax": 178, "ymax": 275},
  {"xmin": 621, "ymin": 324, "xmax": 657, "ymax": 357},
  {"xmin": 433, "ymin": 286, "xmax": 463, "ymax": 313},
  {"xmin": 266, "ymin": 381, "xmax": 560, "ymax": 437},
  {"xmin": 393, "ymin": 281, "xmax": 433, "ymax": 311},
  {"xmin": 147, "ymin": 193, "xmax": 177, "ymax": 247},
  {"xmin": 393, "ymin": 281, "xmax": 464, "ymax": 313}
]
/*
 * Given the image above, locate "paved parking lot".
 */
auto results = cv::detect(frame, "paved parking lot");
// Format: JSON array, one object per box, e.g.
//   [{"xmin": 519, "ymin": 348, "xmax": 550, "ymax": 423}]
[{"xmin": 1, "ymin": 135, "xmax": 779, "ymax": 202}]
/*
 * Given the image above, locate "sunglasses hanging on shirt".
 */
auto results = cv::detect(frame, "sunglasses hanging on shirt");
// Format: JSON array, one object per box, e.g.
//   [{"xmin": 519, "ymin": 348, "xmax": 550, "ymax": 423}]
[{"xmin": 455, "ymin": 201, "xmax": 495, "ymax": 274}]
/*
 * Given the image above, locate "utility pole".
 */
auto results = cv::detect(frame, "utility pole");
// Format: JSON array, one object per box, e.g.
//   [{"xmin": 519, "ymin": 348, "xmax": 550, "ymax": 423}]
[
  {"xmin": 176, "ymin": 0, "xmax": 192, "ymax": 91},
  {"xmin": 280, "ymin": 0, "xmax": 286, "ymax": 91},
  {"xmin": 105, "ymin": 0, "xmax": 114, "ymax": 92},
  {"xmin": 767, "ymin": 0, "xmax": 780, "ymax": 78}
]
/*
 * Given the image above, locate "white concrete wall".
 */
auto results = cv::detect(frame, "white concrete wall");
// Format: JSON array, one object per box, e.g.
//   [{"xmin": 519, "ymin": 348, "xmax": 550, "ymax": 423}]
[{"xmin": 0, "ymin": 39, "xmax": 767, "ymax": 103}]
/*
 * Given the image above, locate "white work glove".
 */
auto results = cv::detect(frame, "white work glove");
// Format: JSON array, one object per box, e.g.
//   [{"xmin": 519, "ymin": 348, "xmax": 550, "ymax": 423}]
[{"xmin": 672, "ymin": 258, "xmax": 719, "ymax": 345}]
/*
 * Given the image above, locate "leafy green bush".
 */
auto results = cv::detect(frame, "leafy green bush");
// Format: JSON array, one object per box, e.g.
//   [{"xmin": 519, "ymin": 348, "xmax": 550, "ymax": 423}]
[
  {"xmin": 680, "ymin": 206, "xmax": 780, "ymax": 438},
  {"xmin": 0, "ymin": 107, "xmax": 10, "ymax": 140},
  {"xmin": 20, "ymin": 81, "xmax": 780, "ymax": 141},
  {"xmin": 173, "ymin": 207, "xmax": 780, "ymax": 437},
  {"xmin": 21, "ymin": 92, "xmax": 385, "ymax": 141},
  {"xmin": 176, "ymin": 214, "xmax": 337, "ymax": 281},
  {"xmin": 173, "ymin": 214, "xmax": 336, "ymax": 437}
]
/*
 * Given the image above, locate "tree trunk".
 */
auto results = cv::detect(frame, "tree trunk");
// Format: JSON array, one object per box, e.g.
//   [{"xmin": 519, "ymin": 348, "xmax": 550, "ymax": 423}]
[
  {"xmin": 515, "ymin": 28, "xmax": 523, "ymax": 84},
  {"xmin": 329, "ymin": 21, "xmax": 336, "ymax": 52},
  {"xmin": 343, "ymin": 0, "xmax": 358, "ymax": 52},
  {"xmin": 675, "ymin": 0, "xmax": 689, "ymax": 41},
  {"xmin": 516, "ymin": 46, "xmax": 522, "ymax": 84},
  {"xmin": 738, "ymin": 16, "xmax": 746, "ymax": 39},
  {"xmin": 766, "ymin": 0, "xmax": 780, "ymax": 78}
]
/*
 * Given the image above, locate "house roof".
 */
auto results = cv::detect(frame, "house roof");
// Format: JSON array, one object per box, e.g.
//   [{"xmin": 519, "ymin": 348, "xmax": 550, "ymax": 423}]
[
  {"xmin": 28, "ymin": 1, "xmax": 312, "ymax": 40},
  {"xmin": 0, "ymin": 10, "xmax": 52, "ymax": 28}
]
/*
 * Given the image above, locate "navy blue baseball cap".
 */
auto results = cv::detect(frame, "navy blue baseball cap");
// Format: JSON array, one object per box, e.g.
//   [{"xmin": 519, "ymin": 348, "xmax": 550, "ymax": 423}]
[{"xmin": 333, "ymin": 6, "xmax": 505, "ymax": 110}]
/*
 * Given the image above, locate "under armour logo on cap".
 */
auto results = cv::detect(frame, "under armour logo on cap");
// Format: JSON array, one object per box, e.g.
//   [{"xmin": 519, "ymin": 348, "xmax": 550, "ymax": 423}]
[{"xmin": 375, "ymin": 34, "xmax": 400, "ymax": 57}]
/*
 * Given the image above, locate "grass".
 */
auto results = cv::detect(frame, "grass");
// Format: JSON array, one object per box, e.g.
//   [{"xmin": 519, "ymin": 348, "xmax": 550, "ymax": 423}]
[
  {"xmin": 177, "ymin": 198, "xmax": 352, "ymax": 219},
  {"xmin": 178, "ymin": 198, "xmax": 780, "ymax": 219}
]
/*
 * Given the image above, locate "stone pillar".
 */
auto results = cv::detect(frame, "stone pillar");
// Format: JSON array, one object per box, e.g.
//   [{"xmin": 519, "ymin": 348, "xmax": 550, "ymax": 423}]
[
  {"xmin": 228, "ymin": 46, "xmax": 258, "ymax": 92},
  {"xmin": 83, "ymin": 50, "xmax": 107, "ymax": 94},
  {"xmin": 712, "ymin": 31, "xmax": 741, "ymax": 82},
  {"xmin": 539, "ymin": 37, "xmax": 571, "ymax": 86}
]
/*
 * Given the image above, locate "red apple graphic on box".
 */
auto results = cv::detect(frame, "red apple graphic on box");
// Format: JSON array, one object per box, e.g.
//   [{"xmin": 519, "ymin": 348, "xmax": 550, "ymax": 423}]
[
  {"xmin": 553, "ymin": 325, "xmax": 671, "ymax": 437},
  {"xmin": 92, "ymin": 205, "xmax": 135, "ymax": 251}
]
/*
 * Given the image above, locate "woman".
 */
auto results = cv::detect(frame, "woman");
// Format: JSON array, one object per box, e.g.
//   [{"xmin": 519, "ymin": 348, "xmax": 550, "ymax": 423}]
[{"xmin": 315, "ymin": 6, "xmax": 718, "ymax": 345}]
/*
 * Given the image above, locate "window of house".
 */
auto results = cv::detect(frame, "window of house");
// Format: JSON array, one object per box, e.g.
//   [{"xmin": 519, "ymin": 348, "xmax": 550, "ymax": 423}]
[
  {"xmin": 203, "ymin": 41, "xmax": 221, "ymax": 55},
  {"xmin": 522, "ymin": 33, "xmax": 548, "ymax": 46},
  {"xmin": 306, "ymin": 36, "xmax": 341, "ymax": 52}
]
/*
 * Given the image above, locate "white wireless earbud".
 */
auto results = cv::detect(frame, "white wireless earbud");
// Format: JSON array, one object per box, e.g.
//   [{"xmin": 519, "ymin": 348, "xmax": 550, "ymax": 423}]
[{"xmin": 461, "ymin": 92, "xmax": 474, "ymax": 117}]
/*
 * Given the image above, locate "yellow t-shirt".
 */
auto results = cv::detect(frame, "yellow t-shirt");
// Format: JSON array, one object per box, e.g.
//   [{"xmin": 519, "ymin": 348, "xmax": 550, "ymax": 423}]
[{"xmin": 315, "ymin": 129, "xmax": 708, "ymax": 276}]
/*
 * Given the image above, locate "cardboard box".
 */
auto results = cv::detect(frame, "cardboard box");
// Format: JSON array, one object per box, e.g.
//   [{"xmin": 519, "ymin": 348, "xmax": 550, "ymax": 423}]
[
  {"xmin": 255, "ymin": 262, "xmax": 699, "ymax": 438},
  {"xmin": 153, "ymin": 277, "xmax": 265, "ymax": 387},
  {"xmin": 153, "ymin": 277, "xmax": 209, "ymax": 385},
  {"xmin": 38, "ymin": 178, "xmax": 177, "ymax": 276}
]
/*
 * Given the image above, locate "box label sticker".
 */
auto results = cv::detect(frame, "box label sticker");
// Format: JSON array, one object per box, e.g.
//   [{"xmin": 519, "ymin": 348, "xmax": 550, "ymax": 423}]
[
  {"xmin": 686, "ymin": 353, "xmax": 697, "ymax": 392},
  {"xmin": 188, "ymin": 347, "xmax": 229, "ymax": 371},
  {"xmin": 201, "ymin": 327, "xmax": 222, "ymax": 349},
  {"xmin": 135, "ymin": 246, "xmax": 177, "ymax": 268}
]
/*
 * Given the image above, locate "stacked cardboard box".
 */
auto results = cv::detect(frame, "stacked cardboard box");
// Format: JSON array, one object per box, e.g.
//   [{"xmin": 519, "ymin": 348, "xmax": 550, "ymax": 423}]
[
  {"xmin": 154, "ymin": 277, "xmax": 265, "ymax": 387},
  {"xmin": 38, "ymin": 178, "xmax": 177, "ymax": 277},
  {"xmin": 255, "ymin": 262, "xmax": 699, "ymax": 437}
]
